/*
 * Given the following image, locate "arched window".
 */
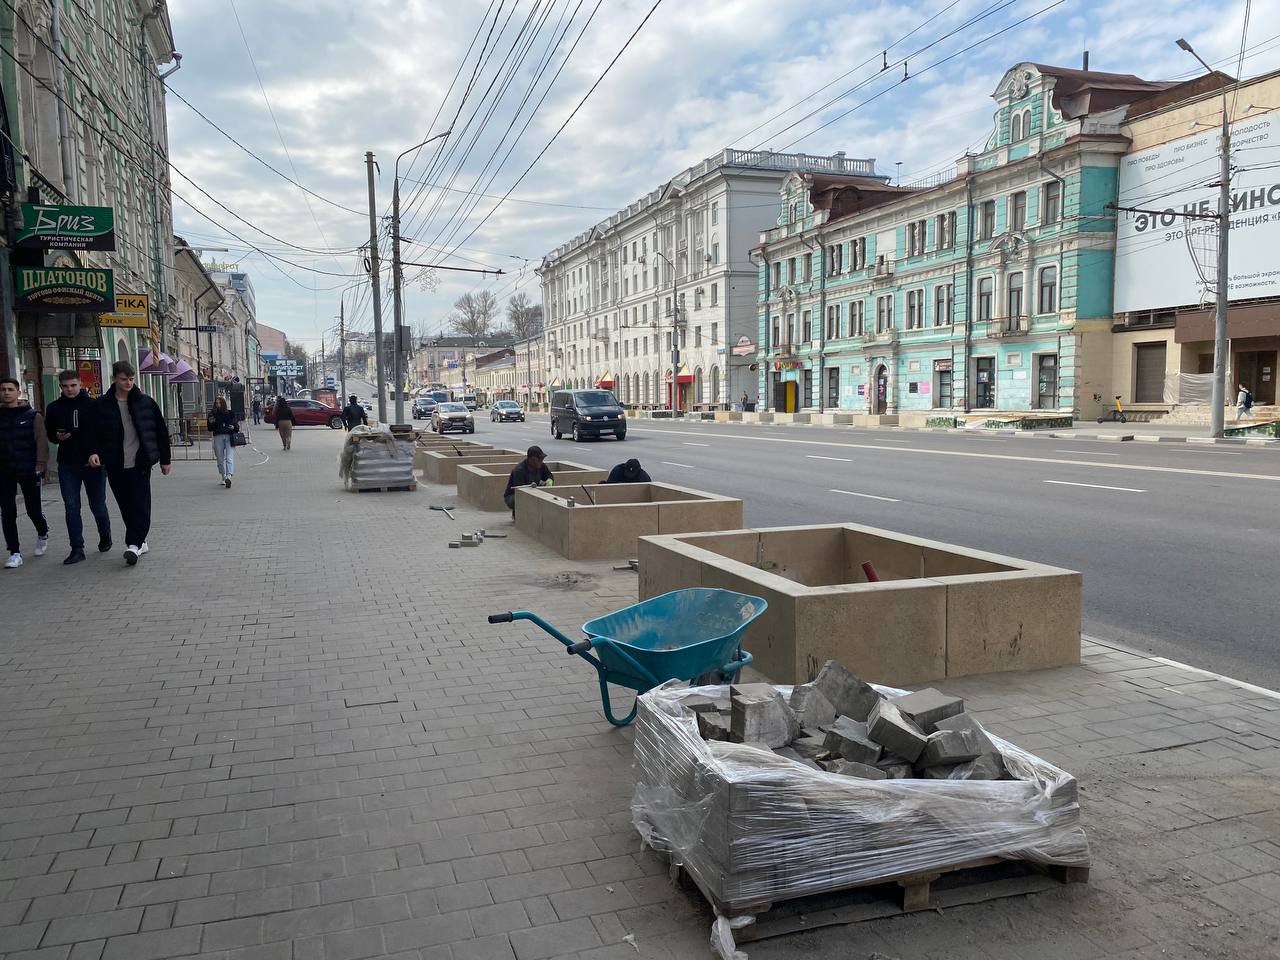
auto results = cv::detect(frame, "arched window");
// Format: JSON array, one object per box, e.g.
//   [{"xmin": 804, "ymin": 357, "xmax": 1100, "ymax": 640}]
[
  {"xmin": 1038, "ymin": 266, "xmax": 1058, "ymax": 313},
  {"xmin": 711, "ymin": 366, "xmax": 720, "ymax": 404},
  {"xmin": 1010, "ymin": 112, "xmax": 1023, "ymax": 142},
  {"xmin": 1007, "ymin": 272, "xmax": 1024, "ymax": 318},
  {"xmin": 694, "ymin": 367, "xmax": 704, "ymax": 406},
  {"xmin": 117, "ymin": 337, "xmax": 128, "ymax": 364}
]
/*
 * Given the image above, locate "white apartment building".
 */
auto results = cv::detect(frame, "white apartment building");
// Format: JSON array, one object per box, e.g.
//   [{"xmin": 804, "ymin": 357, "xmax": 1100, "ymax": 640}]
[{"xmin": 537, "ymin": 149, "xmax": 880, "ymax": 410}]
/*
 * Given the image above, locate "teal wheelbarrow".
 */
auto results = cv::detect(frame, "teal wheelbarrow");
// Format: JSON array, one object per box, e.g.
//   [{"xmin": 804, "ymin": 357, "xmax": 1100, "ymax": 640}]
[{"xmin": 488, "ymin": 587, "xmax": 767, "ymax": 726}]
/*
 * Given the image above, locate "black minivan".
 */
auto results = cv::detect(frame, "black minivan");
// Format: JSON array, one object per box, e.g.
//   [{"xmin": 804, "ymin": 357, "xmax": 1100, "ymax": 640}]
[{"xmin": 550, "ymin": 389, "xmax": 626, "ymax": 441}]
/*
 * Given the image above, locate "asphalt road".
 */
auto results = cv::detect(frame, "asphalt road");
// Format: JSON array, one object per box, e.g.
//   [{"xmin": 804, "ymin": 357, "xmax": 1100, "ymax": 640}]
[{"xmin": 470, "ymin": 414, "xmax": 1280, "ymax": 690}]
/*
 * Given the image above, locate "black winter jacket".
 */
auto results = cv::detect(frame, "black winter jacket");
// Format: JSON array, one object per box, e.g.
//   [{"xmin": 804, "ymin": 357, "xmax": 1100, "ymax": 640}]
[
  {"xmin": 207, "ymin": 409, "xmax": 240, "ymax": 436},
  {"xmin": 342, "ymin": 402, "xmax": 367, "ymax": 428},
  {"xmin": 91, "ymin": 387, "xmax": 171, "ymax": 470},
  {"xmin": 0, "ymin": 402, "xmax": 48, "ymax": 475},
  {"xmin": 504, "ymin": 459, "xmax": 553, "ymax": 496},
  {"xmin": 45, "ymin": 389, "xmax": 99, "ymax": 465}
]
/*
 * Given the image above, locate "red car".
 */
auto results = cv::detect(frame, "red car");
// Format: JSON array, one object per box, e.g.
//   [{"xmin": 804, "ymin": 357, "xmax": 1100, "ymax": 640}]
[{"xmin": 265, "ymin": 398, "xmax": 345, "ymax": 429}]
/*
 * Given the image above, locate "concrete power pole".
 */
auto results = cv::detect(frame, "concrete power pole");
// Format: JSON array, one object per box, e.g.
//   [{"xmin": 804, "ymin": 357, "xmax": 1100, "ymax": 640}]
[
  {"xmin": 364, "ymin": 152, "xmax": 387, "ymax": 424},
  {"xmin": 1211, "ymin": 96, "xmax": 1232, "ymax": 438},
  {"xmin": 338, "ymin": 299, "xmax": 346, "ymax": 404}
]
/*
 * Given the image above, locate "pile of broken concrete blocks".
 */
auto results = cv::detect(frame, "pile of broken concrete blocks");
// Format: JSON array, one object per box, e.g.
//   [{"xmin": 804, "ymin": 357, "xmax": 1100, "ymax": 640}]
[{"xmin": 686, "ymin": 661, "xmax": 1007, "ymax": 782}]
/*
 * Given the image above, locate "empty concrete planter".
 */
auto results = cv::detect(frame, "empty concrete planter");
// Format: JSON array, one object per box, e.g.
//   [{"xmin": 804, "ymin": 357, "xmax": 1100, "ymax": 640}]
[
  {"xmin": 637, "ymin": 524, "xmax": 1081, "ymax": 686},
  {"xmin": 419, "ymin": 449, "xmax": 526, "ymax": 485},
  {"xmin": 515, "ymin": 482, "xmax": 743, "ymax": 560},
  {"xmin": 457, "ymin": 461, "xmax": 608, "ymax": 511}
]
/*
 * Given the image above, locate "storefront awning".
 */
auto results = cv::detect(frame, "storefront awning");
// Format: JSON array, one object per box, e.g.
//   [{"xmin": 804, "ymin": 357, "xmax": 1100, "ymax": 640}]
[
  {"xmin": 596, "ymin": 370, "xmax": 615, "ymax": 388},
  {"xmin": 548, "ymin": 378, "xmax": 563, "ymax": 389},
  {"xmin": 664, "ymin": 364, "xmax": 695, "ymax": 384}
]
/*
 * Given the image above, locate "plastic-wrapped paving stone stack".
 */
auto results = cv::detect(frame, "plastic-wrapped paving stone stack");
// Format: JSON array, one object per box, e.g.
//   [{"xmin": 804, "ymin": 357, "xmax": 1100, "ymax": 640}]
[
  {"xmin": 339, "ymin": 425, "xmax": 417, "ymax": 491},
  {"xmin": 631, "ymin": 660, "xmax": 1089, "ymax": 930}
]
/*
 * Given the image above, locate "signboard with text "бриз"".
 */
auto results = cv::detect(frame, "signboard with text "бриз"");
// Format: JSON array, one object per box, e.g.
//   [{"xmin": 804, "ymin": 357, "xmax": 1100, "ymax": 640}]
[{"xmin": 15, "ymin": 204, "xmax": 115, "ymax": 251}]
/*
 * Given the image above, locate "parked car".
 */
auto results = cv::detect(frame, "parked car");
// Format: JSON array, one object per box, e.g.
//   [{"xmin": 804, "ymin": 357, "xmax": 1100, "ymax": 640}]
[
  {"xmin": 265, "ymin": 398, "xmax": 345, "ymax": 429},
  {"xmin": 432, "ymin": 401, "xmax": 474, "ymax": 434},
  {"xmin": 490, "ymin": 400, "xmax": 525, "ymax": 422},
  {"xmin": 412, "ymin": 397, "xmax": 438, "ymax": 420},
  {"xmin": 462, "ymin": 395, "xmax": 478, "ymax": 411},
  {"xmin": 550, "ymin": 389, "xmax": 626, "ymax": 441}
]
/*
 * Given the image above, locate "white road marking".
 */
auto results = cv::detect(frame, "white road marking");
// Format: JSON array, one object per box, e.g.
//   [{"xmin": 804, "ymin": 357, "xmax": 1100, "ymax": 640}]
[
  {"xmin": 682, "ymin": 442, "xmax": 709, "ymax": 446},
  {"xmin": 661, "ymin": 461, "xmax": 696, "ymax": 469},
  {"xmin": 1167, "ymin": 447, "xmax": 1243, "ymax": 455},
  {"xmin": 831, "ymin": 488, "xmax": 900, "ymax": 502},
  {"xmin": 632, "ymin": 427, "xmax": 1280, "ymax": 483},
  {"xmin": 1055, "ymin": 449, "xmax": 1119, "ymax": 456},
  {"xmin": 869, "ymin": 437, "xmax": 912, "ymax": 443},
  {"xmin": 1043, "ymin": 480, "xmax": 1146, "ymax": 493},
  {"xmin": 808, "ymin": 455, "xmax": 854, "ymax": 462}
]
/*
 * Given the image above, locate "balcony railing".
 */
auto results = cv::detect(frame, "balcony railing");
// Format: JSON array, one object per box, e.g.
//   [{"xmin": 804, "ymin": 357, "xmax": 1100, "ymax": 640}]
[{"xmin": 988, "ymin": 315, "xmax": 1029, "ymax": 338}]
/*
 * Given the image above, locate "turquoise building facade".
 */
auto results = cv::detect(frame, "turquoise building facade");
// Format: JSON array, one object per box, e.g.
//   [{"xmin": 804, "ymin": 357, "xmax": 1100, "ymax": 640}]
[{"xmin": 753, "ymin": 62, "xmax": 1169, "ymax": 422}]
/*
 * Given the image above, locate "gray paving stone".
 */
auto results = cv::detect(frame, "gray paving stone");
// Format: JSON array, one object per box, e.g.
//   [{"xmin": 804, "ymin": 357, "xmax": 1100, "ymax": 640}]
[
  {"xmin": 42, "ymin": 909, "xmax": 143, "ymax": 946},
  {"xmin": 510, "ymin": 916, "xmax": 603, "ymax": 959},
  {"xmin": 100, "ymin": 925, "xmax": 202, "ymax": 960}
]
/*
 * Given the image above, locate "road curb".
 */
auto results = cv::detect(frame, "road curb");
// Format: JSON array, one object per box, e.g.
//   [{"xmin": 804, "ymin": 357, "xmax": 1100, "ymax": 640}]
[{"xmin": 1083, "ymin": 634, "xmax": 1280, "ymax": 702}]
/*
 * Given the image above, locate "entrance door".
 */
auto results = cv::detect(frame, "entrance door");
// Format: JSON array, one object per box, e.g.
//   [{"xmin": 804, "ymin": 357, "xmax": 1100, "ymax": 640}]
[
  {"xmin": 874, "ymin": 365, "xmax": 889, "ymax": 414},
  {"xmin": 771, "ymin": 371, "xmax": 782, "ymax": 410},
  {"xmin": 974, "ymin": 357, "xmax": 994, "ymax": 408},
  {"xmin": 1236, "ymin": 350, "xmax": 1277, "ymax": 404},
  {"xmin": 1036, "ymin": 354, "xmax": 1058, "ymax": 409},
  {"xmin": 1133, "ymin": 342, "xmax": 1167, "ymax": 403}
]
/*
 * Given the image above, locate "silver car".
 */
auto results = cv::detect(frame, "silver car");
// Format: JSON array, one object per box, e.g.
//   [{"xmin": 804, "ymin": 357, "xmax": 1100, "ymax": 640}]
[{"xmin": 432, "ymin": 401, "xmax": 474, "ymax": 434}]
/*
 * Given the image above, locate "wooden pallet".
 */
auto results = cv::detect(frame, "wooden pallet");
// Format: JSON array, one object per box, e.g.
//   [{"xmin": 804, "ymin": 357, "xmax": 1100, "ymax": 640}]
[{"xmin": 670, "ymin": 855, "xmax": 1088, "ymax": 943}]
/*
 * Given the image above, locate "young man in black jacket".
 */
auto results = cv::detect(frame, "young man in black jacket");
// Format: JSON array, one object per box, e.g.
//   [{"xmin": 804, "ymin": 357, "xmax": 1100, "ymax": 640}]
[
  {"xmin": 88, "ymin": 361, "xmax": 172, "ymax": 566},
  {"xmin": 45, "ymin": 369, "xmax": 111, "ymax": 564},
  {"xmin": 0, "ymin": 377, "xmax": 50, "ymax": 568},
  {"xmin": 342, "ymin": 395, "xmax": 367, "ymax": 430}
]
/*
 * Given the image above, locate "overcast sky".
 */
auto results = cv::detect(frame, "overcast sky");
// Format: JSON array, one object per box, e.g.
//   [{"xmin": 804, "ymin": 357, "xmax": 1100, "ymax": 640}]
[{"xmin": 164, "ymin": 0, "xmax": 1276, "ymax": 352}]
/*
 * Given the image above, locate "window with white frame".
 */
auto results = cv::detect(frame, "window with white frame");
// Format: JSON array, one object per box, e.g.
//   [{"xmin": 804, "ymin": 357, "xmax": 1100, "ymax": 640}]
[
  {"xmin": 849, "ymin": 300, "xmax": 865, "ymax": 336},
  {"xmin": 850, "ymin": 237, "xmax": 867, "ymax": 270},
  {"xmin": 1007, "ymin": 272, "xmax": 1024, "ymax": 318},
  {"xmin": 1042, "ymin": 180, "xmax": 1061, "ymax": 224},
  {"xmin": 710, "ymin": 283, "xmax": 718, "ymax": 306},
  {"xmin": 907, "ymin": 220, "xmax": 927, "ymax": 257},
  {"xmin": 934, "ymin": 283, "xmax": 953, "ymax": 325},
  {"xmin": 712, "ymin": 242, "xmax": 719, "ymax": 265},
  {"xmin": 1038, "ymin": 266, "xmax": 1058, "ymax": 313},
  {"xmin": 711, "ymin": 201, "xmax": 719, "ymax": 225},
  {"xmin": 977, "ymin": 277, "xmax": 994, "ymax": 320},
  {"xmin": 801, "ymin": 309, "xmax": 812, "ymax": 342},
  {"xmin": 804, "ymin": 252, "xmax": 813, "ymax": 281},
  {"xmin": 876, "ymin": 294, "xmax": 894, "ymax": 333},
  {"xmin": 979, "ymin": 201, "xmax": 996, "ymax": 240},
  {"xmin": 906, "ymin": 289, "xmax": 925, "ymax": 329},
  {"xmin": 826, "ymin": 303, "xmax": 840, "ymax": 340},
  {"xmin": 1010, "ymin": 191, "xmax": 1027, "ymax": 232},
  {"xmin": 829, "ymin": 244, "xmax": 843, "ymax": 274},
  {"xmin": 936, "ymin": 211, "xmax": 956, "ymax": 249}
]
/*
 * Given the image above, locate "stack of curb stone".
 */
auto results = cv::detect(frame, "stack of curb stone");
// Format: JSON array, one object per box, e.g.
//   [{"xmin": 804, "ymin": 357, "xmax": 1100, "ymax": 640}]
[
  {"xmin": 340, "ymin": 429, "xmax": 416, "ymax": 491},
  {"xmin": 631, "ymin": 661, "xmax": 1089, "ymax": 916}
]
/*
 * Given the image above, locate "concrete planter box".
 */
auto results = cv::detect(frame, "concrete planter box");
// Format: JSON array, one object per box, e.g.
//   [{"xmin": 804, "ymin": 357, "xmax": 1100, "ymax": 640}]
[
  {"xmin": 420, "ymin": 450, "xmax": 524, "ymax": 485},
  {"xmin": 412, "ymin": 442, "xmax": 500, "ymax": 472},
  {"xmin": 456, "ymin": 460, "xmax": 607, "ymax": 511},
  {"xmin": 714, "ymin": 411, "xmax": 743, "ymax": 422},
  {"xmin": 515, "ymin": 482, "xmax": 743, "ymax": 561},
  {"xmin": 637, "ymin": 524, "xmax": 1080, "ymax": 686}
]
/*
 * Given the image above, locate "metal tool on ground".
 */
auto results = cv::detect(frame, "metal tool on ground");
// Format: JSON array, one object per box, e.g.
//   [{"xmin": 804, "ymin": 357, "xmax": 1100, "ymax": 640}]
[
  {"xmin": 487, "ymin": 587, "xmax": 766, "ymax": 726},
  {"xmin": 429, "ymin": 505, "xmax": 456, "ymax": 520}
]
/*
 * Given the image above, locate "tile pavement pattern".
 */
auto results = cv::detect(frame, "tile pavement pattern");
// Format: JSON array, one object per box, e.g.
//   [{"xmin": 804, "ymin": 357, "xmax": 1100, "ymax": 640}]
[{"xmin": 0, "ymin": 427, "xmax": 1278, "ymax": 960}]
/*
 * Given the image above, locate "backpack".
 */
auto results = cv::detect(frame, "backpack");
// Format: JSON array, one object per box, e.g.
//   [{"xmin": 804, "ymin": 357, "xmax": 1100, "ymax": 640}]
[{"xmin": 1244, "ymin": 390, "xmax": 1254, "ymax": 410}]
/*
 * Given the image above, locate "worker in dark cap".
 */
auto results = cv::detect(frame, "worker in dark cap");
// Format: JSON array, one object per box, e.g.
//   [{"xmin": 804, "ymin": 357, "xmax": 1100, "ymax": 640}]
[
  {"xmin": 604, "ymin": 458, "xmax": 651, "ymax": 484},
  {"xmin": 504, "ymin": 445, "xmax": 554, "ymax": 514}
]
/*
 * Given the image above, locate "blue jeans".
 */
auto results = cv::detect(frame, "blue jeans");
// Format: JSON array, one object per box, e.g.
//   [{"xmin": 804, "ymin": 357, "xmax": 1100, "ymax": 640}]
[
  {"xmin": 213, "ymin": 434, "xmax": 235, "ymax": 478},
  {"xmin": 57, "ymin": 462, "xmax": 110, "ymax": 550}
]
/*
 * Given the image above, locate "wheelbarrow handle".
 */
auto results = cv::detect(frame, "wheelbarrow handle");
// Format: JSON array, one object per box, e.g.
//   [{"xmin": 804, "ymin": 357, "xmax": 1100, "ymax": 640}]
[
  {"xmin": 566, "ymin": 639, "xmax": 593, "ymax": 655},
  {"xmin": 488, "ymin": 612, "xmax": 514, "ymax": 624}
]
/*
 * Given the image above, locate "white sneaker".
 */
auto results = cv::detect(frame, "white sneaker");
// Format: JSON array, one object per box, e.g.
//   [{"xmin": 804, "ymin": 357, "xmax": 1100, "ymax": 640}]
[
  {"xmin": 138, "ymin": 542, "xmax": 149, "ymax": 556},
  {"xmin": 124, "ymin": 545, "xmax": 140, "ymax": 566},
  {"xmin": 4, "ymin": 553, "xmax": 21, "ymax": 569},
  {"xmin": 33, "ymin": 536, "xmax": 48, "ymax": 557}
]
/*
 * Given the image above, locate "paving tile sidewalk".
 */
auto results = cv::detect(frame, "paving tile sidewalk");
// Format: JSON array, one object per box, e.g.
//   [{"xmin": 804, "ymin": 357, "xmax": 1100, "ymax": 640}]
[{"xmin": 1, "ymin": 427, "xmax": 1278, "ymax": 960}]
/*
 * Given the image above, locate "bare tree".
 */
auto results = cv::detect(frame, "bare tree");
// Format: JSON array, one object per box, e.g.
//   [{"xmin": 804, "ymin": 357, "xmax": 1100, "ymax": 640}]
[
  {"xmin": 506, "ymin": 292, "xmax": 544, "ymax": 340},
  {"xmin": 449, "ymin": 291, "xmax": 498, "ymax": 338}
]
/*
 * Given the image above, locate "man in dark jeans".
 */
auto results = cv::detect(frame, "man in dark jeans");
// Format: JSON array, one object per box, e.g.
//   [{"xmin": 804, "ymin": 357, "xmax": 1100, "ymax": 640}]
[
  {"xmin": 45, "ymin": 369, "xmax": 111, "ymax": 564},
  {"xmin": 503, "ymin": 445, "xmax": 553, "ymax": 515},
  {"xmin": 0, "ymin": 377, "xmax": 50, "ymax": 569},
  {"xmin": 88, "ymin": 361, "xmax": 172, "ymax": 566}
]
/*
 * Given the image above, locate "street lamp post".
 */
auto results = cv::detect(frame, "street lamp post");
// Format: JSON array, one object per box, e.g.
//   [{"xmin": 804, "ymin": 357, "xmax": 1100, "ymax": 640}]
[
  {"xmin": 391, "ymin": 131, "xmax": 451, "ymax": 425},
  {"xmin": 1177, "ymin": 38, "xmax": 1232, "ymax": 438}
]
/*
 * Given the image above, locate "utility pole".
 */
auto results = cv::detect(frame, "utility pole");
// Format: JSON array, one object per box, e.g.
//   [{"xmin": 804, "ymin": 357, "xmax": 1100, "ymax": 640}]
[
  {"xmin": 391, "ymin": 131, "xmax": 451, "ymax": 425},
  {"xmin": 338, "ymin": 299, "xmax": 346, "ymax": 404},
  {"xmin": 1177, "ymin": 38, "xmax": 1232, "ymax": 438},
  {"xmin": 364, "ymin": 151, "xmax": 387, "ymax": 423}
]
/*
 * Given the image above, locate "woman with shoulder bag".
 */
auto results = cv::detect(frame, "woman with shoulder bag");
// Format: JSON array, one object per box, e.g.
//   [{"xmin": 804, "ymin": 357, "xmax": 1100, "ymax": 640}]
[
  {"xmin": 207, "ymin": 396, "xmax": 240, "ymax": 488},
  {"xmin": 273, "ymin": 395, "xmax": 295, "ymax": 451}
]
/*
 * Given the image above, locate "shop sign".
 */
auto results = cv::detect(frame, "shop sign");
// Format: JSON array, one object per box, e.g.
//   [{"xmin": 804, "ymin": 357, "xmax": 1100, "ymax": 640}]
[
  {"xmin": 13, "ymin": 266, "xmax": 114, "ymax": 312},
  {"xmin": 933, "ymin": 359, "xmax": 953, "ymax": 372},
  {"xmin": 16, "ymin": 204, "xmax": 116, "ymax": 251},
  {"xmin": 76, "ymin": 359, "xmax": 103, "ymax": 396},
  {"xmin": 99, "ymin": 293, "xmax": 149, "ymax": 329}
]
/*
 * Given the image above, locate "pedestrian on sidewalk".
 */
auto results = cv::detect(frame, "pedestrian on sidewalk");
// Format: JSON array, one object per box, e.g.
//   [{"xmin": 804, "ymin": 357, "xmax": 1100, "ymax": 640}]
[
  {"xmin": 273, "ymin": 395, "xmax": 295, "ymax": 450},
  {"xmin": 44, "ymin": 369, "xmax": 110, "ymax": 564},
  {"xmin": 0, "ymin": 377, "xmax": 50, "ymax": 569},
  {"xmin": 1236, "ymin": 384, "xmax": 1254, "ymax": 421},
  {"xmin": 207, "ymin": 396, "xmax": 239, "ymax": 489},
  {"xmin": 342, "ymin": 394, "xmax": 366, "ymax": 431},
  {"xmin": 87, "ymin": 361, "xmax": 172, "ymax": 567},
  {"xmin": 604, "ymin": 458, "xmax": 651, "ymax": 484},
  {"xmin": 250, "ymin": 397, "xmax": 262, "ymax": 425},
  {"xmin": 504, "ymin": 445, "xmax": 553, "ymax": 515}
]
